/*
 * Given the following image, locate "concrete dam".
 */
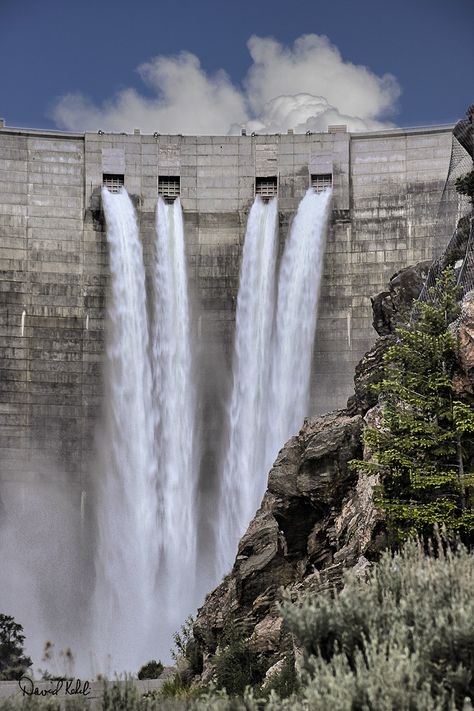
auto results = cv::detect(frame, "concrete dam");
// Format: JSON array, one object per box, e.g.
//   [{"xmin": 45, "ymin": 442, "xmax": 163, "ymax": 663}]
[
  {"xmin": 0, "ymin": 120, "xmax": 460, "ymax": 671},
  {"xmin": 0, "ymin": 123, "xmax": 457, "ymax": 481}
]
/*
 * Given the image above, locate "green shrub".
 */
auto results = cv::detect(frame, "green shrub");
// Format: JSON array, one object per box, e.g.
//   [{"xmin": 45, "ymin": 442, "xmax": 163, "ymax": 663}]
[
  {"xmin": 171, "ymin": 616, "xmax": 193, "ymax": 663},
  {"xmin": 455, "ymin": 170, "xmax": 474, "ymax": 203},
  {"xmin": 213, "ymin": 626, "xmax": 265, "ymax": 696},
  {"xmin": 188, "ymin": 540, "xmax": 474, "ymax": 708},
  {"xmin": 158, "ymin": 673, "xmax": 190, "ymax": 699},
  {"xmin": 276, "ymin": 537, "xmax": 474, "ymax": 710},
  {"xmin": 170, "ymin": 615, "xmax": 202, "ymax": 676},
  {"xmin": 0, "ymin": 615, "xmax": 32, "ymax": 681},
  {"xmin": 137, "ymin": 659, "xmax": 163, "ymax": 680},
  {"xmin": 260, "ymin": 654, "xmax": 297, "ymax": 700}
]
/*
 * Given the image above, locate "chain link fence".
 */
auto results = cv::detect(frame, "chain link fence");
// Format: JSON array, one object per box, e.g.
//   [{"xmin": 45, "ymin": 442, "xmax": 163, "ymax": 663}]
[{"xmin": 414, "ymin": 107, "xmax": 474, "ymax": 312}]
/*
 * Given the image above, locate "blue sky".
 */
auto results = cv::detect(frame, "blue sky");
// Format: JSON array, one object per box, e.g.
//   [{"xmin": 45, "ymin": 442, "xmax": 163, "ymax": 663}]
[{"xmin": 1, "ymin": 0, "xmax": 472, "ymax": 133}]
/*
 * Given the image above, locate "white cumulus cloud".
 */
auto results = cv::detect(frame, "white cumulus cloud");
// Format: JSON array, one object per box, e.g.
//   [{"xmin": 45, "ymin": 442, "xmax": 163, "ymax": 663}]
[{"xmin": 52, "ymin": 34, "xmax": 401, "ymax": 134}]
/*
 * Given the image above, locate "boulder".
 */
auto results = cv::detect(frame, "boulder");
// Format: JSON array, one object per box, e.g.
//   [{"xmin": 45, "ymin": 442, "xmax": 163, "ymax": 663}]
[{"xmin": 371, "ymin": 261, "xmax": 431, "ymax": 336}]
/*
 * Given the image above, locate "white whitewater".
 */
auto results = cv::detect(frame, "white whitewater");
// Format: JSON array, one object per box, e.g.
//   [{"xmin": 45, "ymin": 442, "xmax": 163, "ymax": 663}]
[
  {"xmin": 94, "ymin": 188, "xmax": 158, "ymax": 673},
  {"xmin": 266, "ymin": 187, "xmax": 332, "ymax": 468},
  {"xmin": 217, "ymin": 197, "xmax": 279, "ymax": 574},
  {"xmin": 91, "ymin": 186, "xmax": 330, "ymax": 667},
  {"xmin": 151, "ymin": 197, "xmax": 197, "ymax": 634}
]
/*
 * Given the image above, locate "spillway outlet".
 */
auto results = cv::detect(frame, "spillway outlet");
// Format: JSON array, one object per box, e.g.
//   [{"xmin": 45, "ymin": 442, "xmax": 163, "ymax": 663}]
[
  {"xmin": 103, "ymin": 174, "xmax": 125, "ymax": 193},
  {"xmin": 158, "ymin": 176, "xmax": 181, "ymax": 203},
  {"xmin": 255, "ymin": 176, "xmax": 278, "ymax": 201},
  {"xmin": 311, "ymin": 173, "xmax": 332, "ymax": 193}
]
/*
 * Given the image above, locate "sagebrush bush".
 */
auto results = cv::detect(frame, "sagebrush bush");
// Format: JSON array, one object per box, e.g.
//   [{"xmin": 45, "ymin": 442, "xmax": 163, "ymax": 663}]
[
  {"xmin": 275, "ymin": 537, "xmax": 474, "ymax": 710},
  {"xmin": 190, "ymin": 538, "xmax": 474, "ymax": 710},
  {"xmin": 5, "ymin": 540, "xmax": 474, "ymax": 710}
]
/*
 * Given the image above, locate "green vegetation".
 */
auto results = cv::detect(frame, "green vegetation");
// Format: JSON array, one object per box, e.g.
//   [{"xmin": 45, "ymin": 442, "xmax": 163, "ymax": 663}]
[
  {"xmin": 351, "ymin": 267, "xmax": 474, "ymax": 540},
  {"xmin": 0, "ymin": 615, "xmax": 32, "ymax": 681},
  {"xmin": 171, "ymin": 615, "xmax": 194, "ymax": 663},
  {"xmin": 139, "ymin": 615, "xmax": 204, "ymax": 703},
  {"xmin": 155, "ymin": 673, "xmax": 203, "ymax": 701},
  {"xmin": 260, "ymin": 653, "xmax": 297, "ymax": 700},
  {"xmin": 170, "ymin": 614, "xmax": 201, "ymax": 676},
  {"xmin": 192, "ymin": 538, "xmax": 474, "ymax": 709},
  {"xmin": 137, "ymin": 659, "xmax": 163, "ymax": 680},
  {"xmin": 455, "ymin": 169, "xmax": 474, "ymax": 203},
  {"xmin": 212, "ymin": 625, "xmax": 264, "ymax": 696},
  {"xmin": 4, "ymin": 538, "xmax": 473, "ymax": 710},
  {"xmin": 267, "ymin": 536, "xmax": 474, "ymax": 710},
  {"xmin": 0, "ymin": 699, "xmax": 83, "ymax": 710}
]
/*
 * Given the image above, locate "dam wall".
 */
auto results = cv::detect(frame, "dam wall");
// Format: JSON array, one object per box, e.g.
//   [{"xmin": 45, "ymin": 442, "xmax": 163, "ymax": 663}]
[{"xmin": 0, "ymin": 123, "xmax": 456, "ymax": 487}]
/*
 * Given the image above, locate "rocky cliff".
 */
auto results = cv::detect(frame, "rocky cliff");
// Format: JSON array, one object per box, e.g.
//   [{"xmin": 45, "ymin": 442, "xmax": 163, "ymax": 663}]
[
  {"xmin": 186, "ymin": 262, "xmax": 474, "ymax": 687},
  {"xmin": 192, "ymin": 410, "xmax": 383, "ymax": 684}
]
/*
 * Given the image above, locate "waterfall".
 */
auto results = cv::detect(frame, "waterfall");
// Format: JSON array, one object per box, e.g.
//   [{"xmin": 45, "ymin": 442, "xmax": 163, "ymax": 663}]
[
  {"xmin": 217, "ymin": 197, "xmax": 279, "ymax": 574},
  {"xmin": 83, "ymin": 185, "xmax": 330, "ymax": 667},
  {"xmin": 266, "ymin": 187, "xmax": 332, "ymax": 467},
  {"xmin": 151, "ymin": 197, "xmax": 197, "ymax": 635},
  {"xmin": 94, "ymin": 188, "xmax": 158, "ymax": 673},
  {"xmin": 217, "ymin": 188, "xmax": 331, "ymax": 576}
]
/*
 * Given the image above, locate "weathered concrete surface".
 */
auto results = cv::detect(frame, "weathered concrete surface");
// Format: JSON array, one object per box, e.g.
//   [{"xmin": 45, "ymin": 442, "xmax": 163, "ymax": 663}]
[
  {"xmin": 0, "ymin": 124, "xmax": 456, "ymax": 487},
  {"xmin": 0, "ymin": 131, "xmax": 91, "ymax": 492}
]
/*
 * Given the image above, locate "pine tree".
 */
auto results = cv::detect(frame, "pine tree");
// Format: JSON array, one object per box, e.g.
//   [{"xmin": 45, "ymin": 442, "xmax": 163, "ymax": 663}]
[{"xmin": 352, "ymin": 267, "xmax": 474, "ymax": 540}]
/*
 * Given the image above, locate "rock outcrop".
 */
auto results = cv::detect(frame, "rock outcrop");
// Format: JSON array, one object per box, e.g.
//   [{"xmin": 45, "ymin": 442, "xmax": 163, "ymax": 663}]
[
  {"xmin": 453, "ymin": 104, "xmax": 474, "ymax": 160},
  {"xmin": 451, "ymin": 291, "xmax": 474, "ymax": 401},
  {"xmin": 347, "ymin": 335, "xmax": 393, "ymax": 415},
  {"xmin": 192, "ymin": 411, "xmax": 384, "ymax": 680},
  {"xmin": 188, "ymin": 275, "xmax": 474, "ymax": 685},
  {"xmin": 371, "ymin": 261, "xmax": 431, "ymax": 336}
]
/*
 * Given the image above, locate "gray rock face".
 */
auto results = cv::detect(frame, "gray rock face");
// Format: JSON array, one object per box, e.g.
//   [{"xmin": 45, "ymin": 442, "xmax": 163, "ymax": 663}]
[
  {"xmin": 450, "ymin": 290, "xmax": 474, "ymax": 400},
  {"xmin": 192, "ymin": 411, "xmax": 383, "ymax": 677},
  {"xmin": 455, "ymin": 291, "xmax": 474, "ymax": 380},
  {"xmin": 347, "ymin": 261, "xmax": 432, "ymax": 414},
  {"xmin": 188, "ymin": 262, "xmax": 434, "ymax": 680},
  {"xmin": 348, "ymin": 335, "xmax": 394, "ymax": 415},
  {"xmin": 453, "ymin": 105, "xmax": 474, "ymax": 160},
  {"xmin": 371, "ymin": 261, "xmax": 431, "ymax": 336}
]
